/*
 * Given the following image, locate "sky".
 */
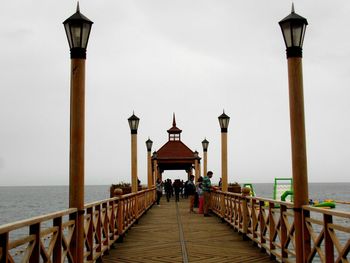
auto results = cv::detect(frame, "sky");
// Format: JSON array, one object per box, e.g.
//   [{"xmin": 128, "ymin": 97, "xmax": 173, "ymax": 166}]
[{"xmin": 0, "ymin": 1, "xmax": 349, "ymax": 186}]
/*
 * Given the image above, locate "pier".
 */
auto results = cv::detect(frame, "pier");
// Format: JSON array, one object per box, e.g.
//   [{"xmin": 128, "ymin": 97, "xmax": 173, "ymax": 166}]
[{"xmin": 1, "ymin": 3, "xmax": 350, "ymax": 263}]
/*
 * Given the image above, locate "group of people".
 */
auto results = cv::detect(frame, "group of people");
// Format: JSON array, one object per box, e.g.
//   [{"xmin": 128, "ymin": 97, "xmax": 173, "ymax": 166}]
[{"xmin": 156, "ymin": 171, "xmax": 214, "ymax": 217}]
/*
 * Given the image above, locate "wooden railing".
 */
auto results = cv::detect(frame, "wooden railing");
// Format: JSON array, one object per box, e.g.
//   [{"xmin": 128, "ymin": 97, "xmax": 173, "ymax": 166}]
[
  {"xmin": 0, "ymin": 188, "xmax": 156, "ymax": 263},
  {"xmin": 211, "ymin": 190, "xmax": 350, "ymax": 263}
]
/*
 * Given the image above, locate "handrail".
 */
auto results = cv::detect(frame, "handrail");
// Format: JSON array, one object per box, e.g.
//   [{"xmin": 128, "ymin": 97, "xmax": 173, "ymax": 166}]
[
  {"xmin": 0, "ymin": 208, "xmax": 77, "ymax": 235},
  {"xmin": 211, "ymin": 190, "xmax": 350, "ymax": 263},
  {"xmin": 0, "ymin": 187, "xmax": 156, "ymax": 263}
]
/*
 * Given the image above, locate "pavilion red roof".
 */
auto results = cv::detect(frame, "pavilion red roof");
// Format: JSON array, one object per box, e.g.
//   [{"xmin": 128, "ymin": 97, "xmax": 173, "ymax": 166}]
[{"xmin": 156, "ymin": 140, "xmax": 194, "ymax": 159}]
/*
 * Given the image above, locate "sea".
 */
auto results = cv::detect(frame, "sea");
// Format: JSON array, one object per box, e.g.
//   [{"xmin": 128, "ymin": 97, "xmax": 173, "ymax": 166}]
[{"xmin": 1, "ymin": 183, "xmax": 349, "ymax": 226}]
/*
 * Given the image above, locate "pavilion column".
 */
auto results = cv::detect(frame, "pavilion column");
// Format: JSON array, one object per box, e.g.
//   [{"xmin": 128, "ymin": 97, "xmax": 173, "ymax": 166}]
[
  {"xmin": 194, "ymin": 159, "xmax": 199, "ymax": 181},
  {"xmin": 187, "ymin": 169, "xmax": 192, "ymax": 181}
]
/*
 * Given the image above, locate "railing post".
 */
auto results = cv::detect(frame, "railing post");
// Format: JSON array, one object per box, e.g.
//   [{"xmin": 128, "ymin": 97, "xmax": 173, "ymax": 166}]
[
  {"xmin": 303, "ymin": 208, "xmax": 311, "ymax": 262},
  {"xmin": 96, "ymin": 204, "xmax": 102, "ymax": 258},
  {"xmin": 221, "ymin": 193, "xmax": 226, "ymax": 220},
  {"xmin": 29, "ymin": 223, "xmax": 40, "ymax": 263},
  {"xmin": 117, "ymin": 199, "xmax": 124, "ymax": 241},
  {"xmin": 109, "ymin": 200, "xmax": 115, "ymax": 243},
  {"xmin": 102, "ymin": 202, "xmax": 109, "ymax": 251},
  {"xmin": 86, "ymin": 207, "xmax": 93, "ymax": 261},
  {"xmin": 0, "ymin": 233, "xmax": 9, "ymax": 263},
  {"xmin": 135, "ymin": 195, "xmax": 139, "ymax": 221},
  {"xmin": 69, "ymin": 212, "xmax": 78, "ymax": 262},
  {"xmin": 252, "ymin": 199, "xmax": 257, "ymax": 240},
  {"xmin": 53, "ymin": 217, "xmax": 62, "ymax": 263},
  {"xmin": 280, "ymin": 204, "xmax": 288, "ymax": 260},
  {"xmin": 324, "ymin": 213, "xmax": 334, "ymax": 263},
  {"xmin": 269, "ymin": 203, "xmax": 276, "ymax": 260},
  {"xmin": 242, "ymin": 197, "xmax": 249, "ymax": 240},
  {"xmin": 259, "ymin": 200, "xmax": 266, "ymax": 252}
]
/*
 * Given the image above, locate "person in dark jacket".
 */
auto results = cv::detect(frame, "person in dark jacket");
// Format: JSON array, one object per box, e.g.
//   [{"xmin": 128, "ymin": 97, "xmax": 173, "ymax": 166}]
[{"xmin": 186, "ymin": 175, "xmax": 196, "ymax": 212}]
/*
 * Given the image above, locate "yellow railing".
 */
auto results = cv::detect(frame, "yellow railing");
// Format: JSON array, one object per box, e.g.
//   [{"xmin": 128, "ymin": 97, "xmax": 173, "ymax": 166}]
[
  {"xmin": 211, "ymin": 191, "xmax": 350, "ymax": 263},
  {"xmin": 0, "ymin": 188, "xmax": 156, "ymax": 263}
]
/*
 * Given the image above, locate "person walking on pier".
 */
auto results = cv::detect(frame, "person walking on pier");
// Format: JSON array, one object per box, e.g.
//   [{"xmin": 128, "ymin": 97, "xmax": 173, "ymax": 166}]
[
  {"xmin": 164, "ymin": 179, "xmax": 172, "ymax": 202},
  {"xmin": 173, "ymin": 179, "xmax": 181, "ymax": 202},
  {"xmin": 196, "ymin": 176, "xmax": 204, "ymax": 214},
  {"xmin": 156, "ymin": 178, "xmax": 163, "ymax": 205},
  {"xmin": 202, "ymin": 171, "xmax": 213, "ymax": 217},
  {"xmin": 187, "ymin": 175, "xmax": 196, "ymax": 212}
]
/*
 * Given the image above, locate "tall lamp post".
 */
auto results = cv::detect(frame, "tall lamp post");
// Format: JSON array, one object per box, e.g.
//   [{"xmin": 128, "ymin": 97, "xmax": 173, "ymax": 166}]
[
  {"xmin": 63, "ymin": 4, "xmax": 93, "ymax": 262},
  {"xmin": 145, "ymin": 138, "xmax": 153, "ymax": 188},
  {"xmin": 201, "ymin": 138, "xmax": 209, "ymax": 178},
  {"xmin": 279, "ymin": 5, "xmax": 309, "ymax": 262},
  {"xmin": 218, "ymin": 111, "xmax": 230, "ymax": 192},
  {"xmin": 128, "ymin": 112, "xmax": 140, "ymax": 193}
]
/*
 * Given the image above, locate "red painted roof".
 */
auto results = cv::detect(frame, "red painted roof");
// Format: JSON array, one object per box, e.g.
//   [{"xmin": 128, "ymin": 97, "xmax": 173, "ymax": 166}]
[{"xmin": 156, "ymin": 140, "xmax": 194, "ymax": 159}]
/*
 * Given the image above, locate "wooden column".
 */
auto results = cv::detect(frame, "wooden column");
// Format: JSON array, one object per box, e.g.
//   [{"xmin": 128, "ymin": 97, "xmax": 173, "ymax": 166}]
[
  {"xmin": 221, "ymin": 131, "xmax": 228, "ymax": 192},
  {"xmin": 287, "ymin": 56, "xmax": 309, "ymax": 262},
  {"xmin": 203, "ymin": 150, "xmax": 207, "ymax": 178},
  {"xmin": 187, "ymin": 169, "xmax": 192, "ymax": 181},
  {"xmin": 69, "ymin": 58, "xmax": 85, "ymax": 263},
  {"xmin": 147, "ymin": 150, "xmax": 152, "ymax": 188},
  {"xmin": 194, "ymin": 158, "xmax": 199, "ymax": 181},
  {"xmin": 153, "ymin": 159, "xmax": 158, "ymax": 182},
  {"xmin": 131, "ymin": 133, "xmax": 138, "ymax": 193}
]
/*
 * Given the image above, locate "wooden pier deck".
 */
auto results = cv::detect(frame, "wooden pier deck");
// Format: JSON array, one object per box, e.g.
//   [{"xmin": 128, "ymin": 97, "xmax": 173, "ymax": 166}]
[{"xmin": 103, "ymin": 197, "xmax": 276, "ymax": 263}]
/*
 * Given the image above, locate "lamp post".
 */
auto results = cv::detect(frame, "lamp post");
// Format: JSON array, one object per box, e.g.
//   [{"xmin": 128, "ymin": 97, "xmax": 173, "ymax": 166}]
[
  {"xmin": 145, "ymin": 138, "xmax": 153, "ymax": 188},
  {"xmin": 128, "ymin": 112, "xmax": 140, "ymax": 193},
  {"xmin": 279, "ymin": 5, "xmax": 309, "ymax": 262},
  {"xmin": 201, "ymin": 138, "xmax": 209, "ymax": 178},
  {"xmin": 63, "ymin": 4, "xmax": 92, "ymax": 262},
  {"xmin": 218, "ymin": 111, "xmax": 230, "ymax": 192}
]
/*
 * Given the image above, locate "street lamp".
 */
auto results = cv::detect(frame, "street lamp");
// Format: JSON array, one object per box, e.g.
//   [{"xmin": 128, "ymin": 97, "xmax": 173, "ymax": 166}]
[
  {"xmin": 63, "ymin": 3, "xmax": 93, "ymax": 263},
  {"xmin": 128, "ymin": 112, "xmax": 140, "ymax": 192},
  {"xmin": 63, "ymin": 3, "xmax": 93, "ymax": 59},
  {"xmin": 128, "ymin": 112, "xmax": 140, "ymax": 134},
  {"xmin": 202, "ymin": 138, "xmax": 209, "ymax": 178},
  {"xmin": 218, "ymin": 111, "xmax": 230, "ymax": 192},
  {"xmin": 145, "ymin": 138, "xmax": 153, "ymax": 188},
  {"xmin": 279, "ymin": 5, "xmax": 309, "ymax": 262},
  {"xmin": 279, "ymin": 4, "xmax": 308, "ymax": 58}
]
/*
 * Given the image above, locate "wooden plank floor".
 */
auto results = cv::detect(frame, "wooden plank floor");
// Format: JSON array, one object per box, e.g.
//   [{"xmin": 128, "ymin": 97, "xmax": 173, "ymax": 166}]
[{"xmin": 103, "ymin": 197, "xmax": 276, "ymax": 263}]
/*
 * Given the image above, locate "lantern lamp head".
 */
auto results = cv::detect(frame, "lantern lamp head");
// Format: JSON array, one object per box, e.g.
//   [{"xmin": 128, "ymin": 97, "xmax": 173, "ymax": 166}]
[
  {"xmin": 145, "ymin": 138, "xmax": 153, "ymax": 152},
  {"xmin": 63, "ymin": 2, "xmax": 93, "ymax": 59},
  {"xmin": 202, "ymin": 138, "xmax": 209, "ymax": 152},
  {"xmin": 218, "ymin": 110, "xmax": 230, "ymax": 132},
  {"xmin": 279, "ymin": 4, "xmax": 308, "ymax": 58},
  {"xmin": 128, "ymin": 112, "xmax": 140, "ymax": 134}
]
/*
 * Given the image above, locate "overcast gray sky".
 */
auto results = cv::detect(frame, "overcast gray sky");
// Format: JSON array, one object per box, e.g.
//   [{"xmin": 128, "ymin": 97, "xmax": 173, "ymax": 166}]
[{"xmin": 0, "ymin": 1, "xmax": 349, "ymax": 186}]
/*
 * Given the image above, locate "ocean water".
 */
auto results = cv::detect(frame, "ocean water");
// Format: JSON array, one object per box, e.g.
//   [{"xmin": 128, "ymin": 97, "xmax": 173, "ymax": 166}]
[{"xmin": 0, "ymin": 183, "xmax": 349, "ymax": 226}]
